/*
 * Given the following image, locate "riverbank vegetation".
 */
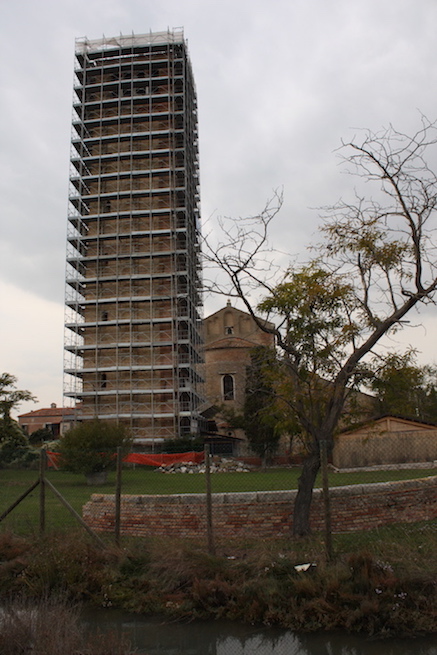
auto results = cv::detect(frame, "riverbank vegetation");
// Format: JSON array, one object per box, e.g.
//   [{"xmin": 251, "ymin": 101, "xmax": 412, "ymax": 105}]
[
  {"xmin": 0, "ymin": 521, "xmax": 435, "ymax": 638},
  {"xmin": 0, "ymin": 596, "xmax": 135, "ymax": 654}
]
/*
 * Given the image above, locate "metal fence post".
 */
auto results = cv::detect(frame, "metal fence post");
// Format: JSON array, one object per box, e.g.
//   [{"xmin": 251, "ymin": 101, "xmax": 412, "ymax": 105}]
[
  {"xmin": 39, "ymin": 448, "xmax": 46, "ymax": 535},
  {"xmin": 319, "ymin": 439, "xmax": 333, "ymax": 560},
  {"xmin": 115, "ymin": 446, "xmax": 122, "ymax": 546},
  {"xmin": 205, "ymin": 444, "xmax": 215, "ymax": 555}
]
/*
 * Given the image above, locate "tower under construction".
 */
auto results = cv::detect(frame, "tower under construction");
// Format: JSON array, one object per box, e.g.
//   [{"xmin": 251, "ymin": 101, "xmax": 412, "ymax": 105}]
[{"xmin": 64, "ymin": 30, "xmax": 204, "ymax": 446}]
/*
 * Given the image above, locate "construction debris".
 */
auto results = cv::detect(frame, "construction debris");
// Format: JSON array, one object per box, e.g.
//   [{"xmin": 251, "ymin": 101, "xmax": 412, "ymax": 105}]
[{"xmin": 156, "ymin": 457, "xmax": 252, "ymax": 474}]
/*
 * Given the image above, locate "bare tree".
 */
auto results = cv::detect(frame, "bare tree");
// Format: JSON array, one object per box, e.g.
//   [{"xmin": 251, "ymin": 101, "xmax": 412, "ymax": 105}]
[{"xmin": 203, "ymin": 118, "xmax": 437, "ymax": 536}]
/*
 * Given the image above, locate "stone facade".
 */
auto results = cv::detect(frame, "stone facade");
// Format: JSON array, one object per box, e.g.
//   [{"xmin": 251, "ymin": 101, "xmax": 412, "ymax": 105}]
[
  {"xmin": 83, "ymin": 476, "xmax": 437, "ymax": 539},
  {"xmin": 202, "ymin": 302, "xmax": 275, "ymax": 452},
  {"xmin": 203, "ymin": 301, "xmax": 275, "ymax": 411}
]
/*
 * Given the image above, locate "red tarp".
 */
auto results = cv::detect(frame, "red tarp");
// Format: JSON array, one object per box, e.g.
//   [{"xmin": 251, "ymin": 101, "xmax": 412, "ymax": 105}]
[
  {"xmin": 46, "ymin": 450, "xmax": 204, "ymax": 469},
  {"xmin": 46, "ymin": 451, "xmax": 61, "ymax": 469},
  {"xmin": 124, "ymin": 451, "xmax": 204, "ymax": 466}
]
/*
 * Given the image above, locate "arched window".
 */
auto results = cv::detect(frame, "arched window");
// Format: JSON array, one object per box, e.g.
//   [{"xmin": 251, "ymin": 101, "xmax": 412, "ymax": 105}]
[{"xmin": 222, "ymin": 374, "xmax": 234, "ymax": 401}]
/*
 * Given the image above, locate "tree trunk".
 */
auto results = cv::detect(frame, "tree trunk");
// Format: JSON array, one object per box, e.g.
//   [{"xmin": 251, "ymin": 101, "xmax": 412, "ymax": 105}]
[{"xmin": 292, "ymin": 448, "xmax": 321, "ymax": 536}]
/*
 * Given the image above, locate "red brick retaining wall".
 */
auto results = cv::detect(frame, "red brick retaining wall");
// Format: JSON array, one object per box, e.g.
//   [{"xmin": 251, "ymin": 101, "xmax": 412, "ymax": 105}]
[{"xmin": 82, "ymin": 476, "xmax": 437, "ymax": 539}]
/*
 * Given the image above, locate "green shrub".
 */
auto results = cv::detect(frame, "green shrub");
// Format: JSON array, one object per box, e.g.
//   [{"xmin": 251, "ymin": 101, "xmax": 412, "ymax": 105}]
[
  {"xmin": 29, "ymin": 427, "xmax": 54, "ymax": 445},
  {"xmin": 0, "ymin": 420, "xmax": 38, "ymax": 468},
  {"xmin": 59, "ymin": 420, "xmax": 132, "ymax": 475}
]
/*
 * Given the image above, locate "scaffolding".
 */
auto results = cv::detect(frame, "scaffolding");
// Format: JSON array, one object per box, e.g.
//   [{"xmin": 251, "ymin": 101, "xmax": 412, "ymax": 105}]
[{"xmin": 64, "ymin": 30, "xmax": 204, "ymax": 447}]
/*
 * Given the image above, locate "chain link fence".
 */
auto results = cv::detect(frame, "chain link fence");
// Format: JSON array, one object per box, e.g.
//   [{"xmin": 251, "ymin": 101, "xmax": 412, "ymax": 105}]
[
  {"xmin": 1, "ymin": 439, "xmax": 436, "ymax": 652},
  {"xmin": 1, "ymin": 436, "xmax": 436, "ymax": 548}
]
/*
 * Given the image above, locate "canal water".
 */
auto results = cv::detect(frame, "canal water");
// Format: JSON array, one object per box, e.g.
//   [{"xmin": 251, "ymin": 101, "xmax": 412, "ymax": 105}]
[{"xmin": 83, "ymin": 609, "xmax": 437, "ymax": 654}]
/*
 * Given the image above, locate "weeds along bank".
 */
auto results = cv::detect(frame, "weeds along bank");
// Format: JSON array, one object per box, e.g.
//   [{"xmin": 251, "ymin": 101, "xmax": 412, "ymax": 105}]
[
  {"xmin": 0, "ymin": 526, "xmax": 436, "ymax": 637},
  {"xmin": 0, "ymin": 597, "xmax": 134, "ymax": 655}
]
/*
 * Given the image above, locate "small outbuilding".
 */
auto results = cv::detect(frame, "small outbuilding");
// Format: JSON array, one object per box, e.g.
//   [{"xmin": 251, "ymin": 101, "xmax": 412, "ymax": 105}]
[{"xmin": 333, "ymin": 415, "xmax": 437, "ymax": 468}]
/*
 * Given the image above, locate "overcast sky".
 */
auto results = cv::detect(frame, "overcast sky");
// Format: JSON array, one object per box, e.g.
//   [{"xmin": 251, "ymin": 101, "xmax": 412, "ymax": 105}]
[{"xmin": 1, "ymin": 0, "xmax": 437, "ymax": 417}]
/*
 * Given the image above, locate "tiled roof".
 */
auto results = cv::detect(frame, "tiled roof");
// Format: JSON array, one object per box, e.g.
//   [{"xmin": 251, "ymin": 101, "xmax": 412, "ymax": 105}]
[
  {"xmin": 18, "ymin": 407, "xmax": 76, "ymax": 419},
  {"xmin": 339, "ymin": 414, "xmax": 437, "ymax": 435}
]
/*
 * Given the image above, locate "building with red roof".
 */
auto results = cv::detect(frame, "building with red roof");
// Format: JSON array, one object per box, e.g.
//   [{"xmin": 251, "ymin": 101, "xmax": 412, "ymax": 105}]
[{"xmin": 18, "ymin": 404, "xmax": 76, "ymax": 438}]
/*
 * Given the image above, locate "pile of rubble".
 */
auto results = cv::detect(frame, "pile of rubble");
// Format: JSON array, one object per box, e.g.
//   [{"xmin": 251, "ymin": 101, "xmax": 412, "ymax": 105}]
[{"xmin": 156, "ymin": 457, "xmax": 252, "ymax": 474}]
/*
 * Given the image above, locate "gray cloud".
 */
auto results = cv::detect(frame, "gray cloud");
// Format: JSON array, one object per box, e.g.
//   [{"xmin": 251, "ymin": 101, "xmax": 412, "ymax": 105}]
[{"xmin": 1, "ymin": 0, "xmax": 437, "ymax": 410}]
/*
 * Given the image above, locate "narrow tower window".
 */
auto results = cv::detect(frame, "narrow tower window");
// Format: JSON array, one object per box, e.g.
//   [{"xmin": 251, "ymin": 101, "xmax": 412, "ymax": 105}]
[{"xmin": 223, "ymin": 374, "xmax": 235, "ymax": 401}]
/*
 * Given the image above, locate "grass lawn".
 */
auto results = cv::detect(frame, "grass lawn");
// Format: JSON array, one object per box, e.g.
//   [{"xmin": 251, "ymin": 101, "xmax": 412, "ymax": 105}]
[{"xmin": 1, "ymin": 465, "xmax": 435, "ymax": 534}]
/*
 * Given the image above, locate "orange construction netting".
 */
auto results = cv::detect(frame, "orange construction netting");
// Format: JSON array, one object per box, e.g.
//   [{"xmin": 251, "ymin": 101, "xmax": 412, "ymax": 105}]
[{"xmin": 46, "ymin": 450, "xmax": 204, "ymax": 469}]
